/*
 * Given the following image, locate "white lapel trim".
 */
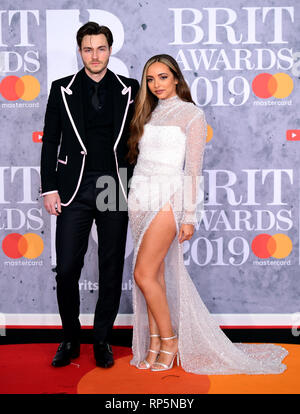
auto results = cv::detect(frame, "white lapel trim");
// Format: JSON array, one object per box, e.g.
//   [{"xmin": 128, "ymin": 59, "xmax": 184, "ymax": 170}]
[
  {"xmin": 61, "ymin": 153, "xmax": 86, "ymax": 207},
  {"xmin": 61, "ymin": 73, "xmax": 87, "ymax": 154},
  {"xmin": 60, "ymin": 72, "xmax": 87, "ymax": 207},
  {"xmin": 113, "ymin": 73, "xmax": 132, "ymax": 202}
]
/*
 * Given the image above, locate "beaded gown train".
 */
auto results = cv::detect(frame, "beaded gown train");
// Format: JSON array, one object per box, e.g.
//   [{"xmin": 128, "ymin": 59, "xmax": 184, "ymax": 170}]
[{"xmin": 128, "ymin": 95, "xmax": 288, "ymax": 375}]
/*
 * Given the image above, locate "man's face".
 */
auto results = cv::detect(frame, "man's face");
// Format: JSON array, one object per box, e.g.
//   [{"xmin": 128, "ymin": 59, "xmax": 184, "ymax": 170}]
[{"xmin": 79, "ymin": 34, "xmax": 112, "ymax": 76}]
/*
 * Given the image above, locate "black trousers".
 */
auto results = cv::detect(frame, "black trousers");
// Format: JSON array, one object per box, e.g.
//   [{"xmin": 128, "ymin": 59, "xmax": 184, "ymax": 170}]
[{"xmin": 55, "ymin": 171, "xmax": 128, "ymax": 342}]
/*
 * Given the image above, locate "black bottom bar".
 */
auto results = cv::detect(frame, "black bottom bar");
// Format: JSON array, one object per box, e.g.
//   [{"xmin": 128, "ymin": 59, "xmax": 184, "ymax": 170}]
[{"xmin": 0, "ymin": 328, "xmax": 299, "ymax": 345}]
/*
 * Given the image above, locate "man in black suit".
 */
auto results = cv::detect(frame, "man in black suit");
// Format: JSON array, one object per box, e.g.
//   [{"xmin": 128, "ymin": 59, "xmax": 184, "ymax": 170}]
[{"xmin": 40, "ymin": 22, "xmax": 139, "ymax": 368}]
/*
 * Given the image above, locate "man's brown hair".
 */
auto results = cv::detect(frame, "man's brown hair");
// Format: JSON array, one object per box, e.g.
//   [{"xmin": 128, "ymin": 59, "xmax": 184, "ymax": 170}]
[{"xmin": 76, "ymin": 22, "xmax": 113, "ymax": 49}]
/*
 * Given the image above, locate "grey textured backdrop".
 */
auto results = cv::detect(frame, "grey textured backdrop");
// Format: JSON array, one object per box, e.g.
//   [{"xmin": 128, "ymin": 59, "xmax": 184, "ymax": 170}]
[{"xmin": 0, "ymin": 0, "xmax": 299, "ymax": 326}]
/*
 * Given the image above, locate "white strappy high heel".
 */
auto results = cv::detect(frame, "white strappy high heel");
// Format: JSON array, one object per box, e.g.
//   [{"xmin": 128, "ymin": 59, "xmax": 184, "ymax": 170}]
[
  {"xmin": 137, "ymin": 334, "xmax": 160, "ymax": 370},
  {"xmin": 150, "ymin": 335, "xmax": 179, "ymax": 372}
]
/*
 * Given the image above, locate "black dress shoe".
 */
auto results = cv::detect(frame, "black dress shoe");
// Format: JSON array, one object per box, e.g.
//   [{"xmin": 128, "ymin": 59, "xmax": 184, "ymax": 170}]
[
  {"xmin": 94, "ymin": 342, "xmax": 114, "ymax": 368},
  {"xmin": 51, "ymin": 340, "xmax": 80, "ymax": 367}
]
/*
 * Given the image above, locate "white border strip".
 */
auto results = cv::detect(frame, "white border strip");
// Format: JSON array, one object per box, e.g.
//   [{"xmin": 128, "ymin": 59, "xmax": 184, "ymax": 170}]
[{"xmin": 2, "ymin": 313, "xmax": 299, "ymax": 327}]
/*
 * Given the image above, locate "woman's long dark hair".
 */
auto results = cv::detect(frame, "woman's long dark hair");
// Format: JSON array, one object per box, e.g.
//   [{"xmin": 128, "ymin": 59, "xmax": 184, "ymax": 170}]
[{"xmin": 127, "ymin": 54, "xmax": 194, "ymax": 164}]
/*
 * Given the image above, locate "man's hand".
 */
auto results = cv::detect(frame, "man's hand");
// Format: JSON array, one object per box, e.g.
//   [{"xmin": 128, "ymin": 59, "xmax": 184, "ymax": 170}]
[{"xmin": 43, "ymin": 193, "xmax": 62, "ymax": 216}]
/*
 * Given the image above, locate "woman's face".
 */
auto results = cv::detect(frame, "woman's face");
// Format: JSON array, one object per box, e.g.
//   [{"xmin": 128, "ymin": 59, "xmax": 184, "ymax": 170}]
[{"xmin": 146, "ymin": 62, "xmax": 178, "ymax": 100}]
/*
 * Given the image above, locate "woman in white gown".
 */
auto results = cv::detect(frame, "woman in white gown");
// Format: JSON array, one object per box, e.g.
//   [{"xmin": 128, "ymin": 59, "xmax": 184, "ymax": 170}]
[{"xmin": 127, "ymin": 54, "xmax": 288, "ymax": 375}]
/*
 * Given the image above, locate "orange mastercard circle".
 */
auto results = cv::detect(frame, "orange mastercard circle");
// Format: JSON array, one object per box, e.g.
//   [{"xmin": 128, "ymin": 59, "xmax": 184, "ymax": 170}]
[
  {"xmin": 206, "ymin": 124, "xmax": 213, "ymax": 143},
  {"xmin": 271, "ymin": 233, "xmax": 292, "ymax": 259},
  {"xmin": 18, "ymin": 75, "xmax": 40, "ymax": 101},
  {"xmin": 272, "ymin": 73, "xmax": 294, "ymax": 99}
]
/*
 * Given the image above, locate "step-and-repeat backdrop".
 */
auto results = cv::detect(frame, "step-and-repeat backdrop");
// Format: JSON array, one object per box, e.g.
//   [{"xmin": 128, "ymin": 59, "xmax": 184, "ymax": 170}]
[{"xmin": 0, "ymin": 0, "xmax": 299, "ymax": 330}]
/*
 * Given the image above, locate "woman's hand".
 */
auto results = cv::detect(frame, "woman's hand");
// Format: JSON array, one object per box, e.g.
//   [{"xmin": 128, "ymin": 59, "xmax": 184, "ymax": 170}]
[{"xmin": 178, "ymin": 224, "xmax": 194, "ymax": 243}]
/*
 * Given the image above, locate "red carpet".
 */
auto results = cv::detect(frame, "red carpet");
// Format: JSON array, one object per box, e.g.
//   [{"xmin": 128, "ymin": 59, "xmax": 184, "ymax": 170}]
[
  {"xmin": 0, "ymin": 343, "xmax": 130, "ymax": 394},
  {"xmin": 0, "ymin": 343, "xmax": 298, "ymax": 394}
]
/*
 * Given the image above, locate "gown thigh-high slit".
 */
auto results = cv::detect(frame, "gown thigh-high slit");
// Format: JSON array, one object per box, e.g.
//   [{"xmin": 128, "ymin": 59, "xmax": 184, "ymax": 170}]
[
  {"xmin": 128, "ymin": 95, "xmax": 288, "ymax": 375},
  {"xmin": 135, "ymin": 202, "xmax": 177, "ymax": 279},
  {"xmin": 134, "ymin": 203, "xmax": 176, "ymax": 346}
]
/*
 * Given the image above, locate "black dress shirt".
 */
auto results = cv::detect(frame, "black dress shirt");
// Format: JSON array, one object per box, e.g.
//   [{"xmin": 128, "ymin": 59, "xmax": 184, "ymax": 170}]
[{"xmin": 82, "ymin": 70, "xmax": 115, "ymax": 172}]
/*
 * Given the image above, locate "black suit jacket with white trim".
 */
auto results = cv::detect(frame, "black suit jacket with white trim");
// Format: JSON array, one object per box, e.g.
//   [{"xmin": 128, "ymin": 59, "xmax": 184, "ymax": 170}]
[{"xmin": 40, "ymin": 68, "xmax": 139, "ymax": 206}]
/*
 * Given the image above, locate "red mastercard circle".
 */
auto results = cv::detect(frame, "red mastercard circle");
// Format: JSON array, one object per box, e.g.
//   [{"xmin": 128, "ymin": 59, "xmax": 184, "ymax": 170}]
[
  {"xmin": 251, "ymin": 234, "xmax": 276, "ymax": 259},
  {"xmin": 2, "ymin": 233, "xmax": 23, "ymax": 259},
  {"xmin": 0, "ymin": 76, "xmax": 20, "ymax": 101},
  {"xmin": 252, "ymin": 73, "xmax": 277, "ymax": 99}
]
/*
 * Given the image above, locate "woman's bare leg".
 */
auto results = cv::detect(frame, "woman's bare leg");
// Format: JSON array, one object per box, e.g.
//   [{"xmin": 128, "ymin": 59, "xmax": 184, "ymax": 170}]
[
  {"xmin": 138, "ymin": 262, "xmax": 165, "ymax": 368},
  {"xmin": 147, "ymin": 261, "xmax": 166, "ymax": 329},
  {"xmin": 134, "ymin": 206, "xmax": 178, "ymax": 367}
]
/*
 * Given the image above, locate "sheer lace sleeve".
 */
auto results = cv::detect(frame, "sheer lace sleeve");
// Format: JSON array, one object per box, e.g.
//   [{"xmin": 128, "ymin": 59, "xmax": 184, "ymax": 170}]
[{"xmin": 182, "ymin": 108, "xmax": 206, "ymax": 225}]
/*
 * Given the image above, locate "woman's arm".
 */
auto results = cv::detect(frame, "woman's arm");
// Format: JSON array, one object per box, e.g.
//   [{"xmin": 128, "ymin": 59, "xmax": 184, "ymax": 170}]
[{"xmin": 179, "ymin": 109, "xmax": 206, "ymax": 242}]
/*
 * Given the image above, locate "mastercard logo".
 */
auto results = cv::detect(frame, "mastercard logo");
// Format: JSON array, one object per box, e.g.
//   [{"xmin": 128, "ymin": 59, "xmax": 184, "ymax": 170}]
[
  {"xmin": 252, "ymin": 73, "xmax": 293, "ymax": 99},
  {"xmin": 2, "ymin": 233, "xmax": 44, "ymax": 259},
  {"xmin": 0, "ymin": 75, "xmax": 40, "ymax": 101},
  {"xmin": 206, "ymin": 124, "xmax": 213, "ymax": 143},
  {"xmin": 251, "ymin": 233, "xmax": 292, "ymax": 259}
]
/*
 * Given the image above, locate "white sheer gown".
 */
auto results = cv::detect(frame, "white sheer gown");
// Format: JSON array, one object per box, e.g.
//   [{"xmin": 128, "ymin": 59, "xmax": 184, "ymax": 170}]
[{"xmin": 128, "ymin": 95, "xmax": 288, "ymax": 375}]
